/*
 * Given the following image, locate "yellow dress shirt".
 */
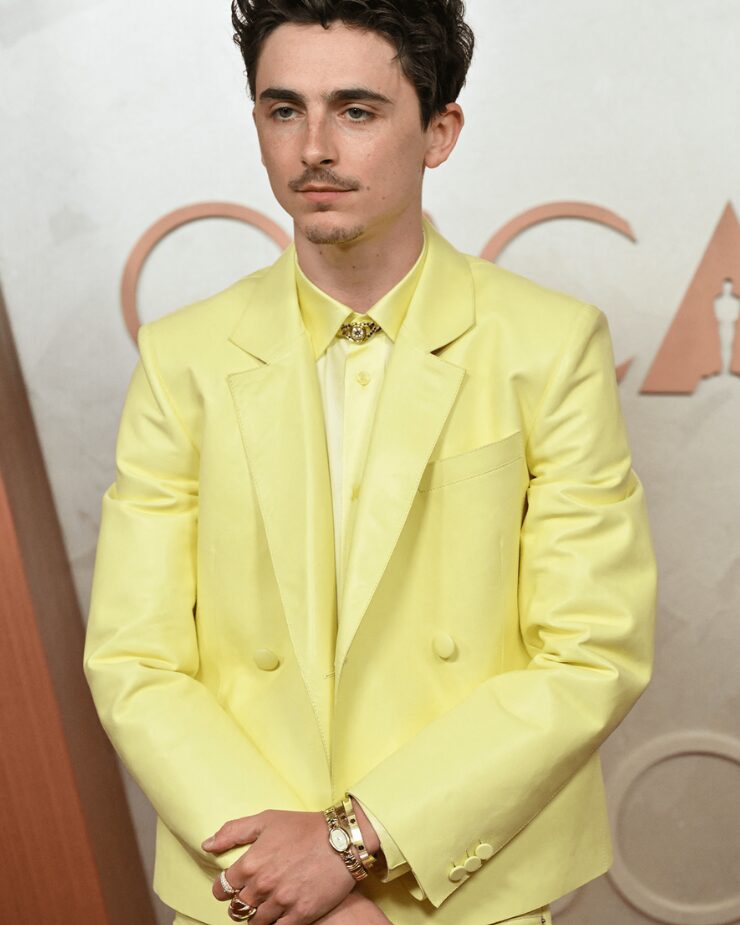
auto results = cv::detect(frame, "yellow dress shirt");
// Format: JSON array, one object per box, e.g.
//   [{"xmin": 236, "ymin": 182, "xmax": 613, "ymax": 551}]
[{"xmin": 294, "ymin": 232, "xmax": 429, "ymax": 887}]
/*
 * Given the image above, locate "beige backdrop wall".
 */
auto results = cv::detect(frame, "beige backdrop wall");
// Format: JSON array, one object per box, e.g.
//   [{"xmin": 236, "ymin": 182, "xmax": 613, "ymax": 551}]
[{"xmin": 1, "ymin": 1, "xmax": 738, "ymax": 923}]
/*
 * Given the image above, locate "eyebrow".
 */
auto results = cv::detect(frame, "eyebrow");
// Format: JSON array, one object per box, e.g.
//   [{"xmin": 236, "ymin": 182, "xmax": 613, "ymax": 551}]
[
  {"xmin": 329, "ymin": 87, "xmax": 393, "ymax": 105},
  {"xmin": 259, "ymin": 86, "xmax": 393, "ymax": 106}
]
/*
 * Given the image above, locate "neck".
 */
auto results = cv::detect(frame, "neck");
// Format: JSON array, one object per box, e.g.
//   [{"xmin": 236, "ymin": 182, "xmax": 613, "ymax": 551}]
[{"xmin": 293, "ymin": 211, "xmax": 425, "ymax": 313}]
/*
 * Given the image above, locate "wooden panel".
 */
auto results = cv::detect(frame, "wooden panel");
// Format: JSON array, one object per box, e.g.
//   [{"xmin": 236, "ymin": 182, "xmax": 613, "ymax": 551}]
[
  {"xmin": 0, "ymin": 282, "xmax": 156, "ymax": 924},
  {"xmin": 0, "ymin": 475, "xmax": 110, "ymax": 919}
]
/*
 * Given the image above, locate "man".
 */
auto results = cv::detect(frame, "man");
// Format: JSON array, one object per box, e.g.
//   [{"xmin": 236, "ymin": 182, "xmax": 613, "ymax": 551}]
[{"xmin": 84, "ymin": 2, "xmax": 657, "ymax": 924}]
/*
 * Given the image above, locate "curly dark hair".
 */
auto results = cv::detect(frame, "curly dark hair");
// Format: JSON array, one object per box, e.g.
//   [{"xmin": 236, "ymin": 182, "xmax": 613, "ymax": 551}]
[{"xmin": 230, "ymin": 0, "xmax": 474, "ymax": 127}]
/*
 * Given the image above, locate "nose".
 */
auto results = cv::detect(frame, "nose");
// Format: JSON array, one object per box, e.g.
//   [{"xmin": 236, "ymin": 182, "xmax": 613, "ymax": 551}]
[{"xmin": 301, "ymin": 112, "xmax": 337, "ymax": 168}]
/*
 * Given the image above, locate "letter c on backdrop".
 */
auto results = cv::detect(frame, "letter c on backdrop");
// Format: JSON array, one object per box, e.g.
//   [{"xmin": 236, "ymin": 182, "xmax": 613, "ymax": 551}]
[
  {"xmin": 120, "ymin": 203, "xmax": 291, "ymax": 343},
  {"xmin": 480, "ymin": 202, "xmax": 637, "ymax": 380}
]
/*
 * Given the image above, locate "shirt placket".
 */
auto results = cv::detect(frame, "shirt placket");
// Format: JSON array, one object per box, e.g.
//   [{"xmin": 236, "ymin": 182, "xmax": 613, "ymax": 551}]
[{"xmin": 337, "ymin": 332, "xmax": 384, "ymax": 615}]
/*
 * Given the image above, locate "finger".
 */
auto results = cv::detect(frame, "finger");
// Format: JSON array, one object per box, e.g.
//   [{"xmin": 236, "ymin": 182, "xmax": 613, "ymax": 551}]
[
  {"xmin": 203, "ymin": 814, "xmax": 263, "ymax": 853},
  {"xmin": 212, "ymin": 867, "xmax": 245, "ymax": 902},
  {"xmin": 247, "ymin": 896, "xmax": 285, "ymax": 925},
  {"xmin": 240, "ymin": 892, "xmax": 283, "ymax": 925}
]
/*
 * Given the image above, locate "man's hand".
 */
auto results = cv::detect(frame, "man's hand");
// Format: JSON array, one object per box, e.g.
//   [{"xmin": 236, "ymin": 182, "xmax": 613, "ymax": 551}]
[
  {"xmin": 312, "ymin": 890, "xmax": 393, "ymax": 923},
  {"xmin": 203, "ymin": 809, "xmax": 359, "ymax": 925}
]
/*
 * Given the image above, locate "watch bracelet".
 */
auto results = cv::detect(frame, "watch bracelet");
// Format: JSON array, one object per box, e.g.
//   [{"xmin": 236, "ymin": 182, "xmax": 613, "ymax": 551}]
[{"xmin": 323, "ymin": 807, "xmax": 368, "ymax": 881}]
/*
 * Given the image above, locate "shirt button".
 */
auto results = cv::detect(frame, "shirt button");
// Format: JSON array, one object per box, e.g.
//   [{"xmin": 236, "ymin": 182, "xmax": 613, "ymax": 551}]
[
  {"xmin": 351, "ymin": 484, "xmax": 361, "ymax": 501},
  {"xmin": 356, "ymin": 371, "xmax": 371, "ymax": 386}
]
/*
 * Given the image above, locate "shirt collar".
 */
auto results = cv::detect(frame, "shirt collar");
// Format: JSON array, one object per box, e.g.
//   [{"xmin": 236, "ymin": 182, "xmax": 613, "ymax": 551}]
[{"xmin": 294, "ymin": 231, "xmax": 429, "ymax": 359}]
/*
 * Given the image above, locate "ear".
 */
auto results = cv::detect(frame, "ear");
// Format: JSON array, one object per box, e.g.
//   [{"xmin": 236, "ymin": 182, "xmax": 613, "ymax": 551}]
[{"xmin": 423, "ymin": 103, "xmax": 465, "ymax": 170}]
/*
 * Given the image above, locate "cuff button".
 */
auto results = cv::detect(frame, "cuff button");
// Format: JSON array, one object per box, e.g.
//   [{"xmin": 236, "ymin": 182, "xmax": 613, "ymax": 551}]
[
  {"xmin": 464, "ymin": 855, "xmax": 482, "ymax": 873},
  {"xmin": 448, "ymin": 864, "xmax": 467, "ymax": 882},
  {"xmin": 475, "ymin": 842, "xmax": 494, "ymax": 860}
]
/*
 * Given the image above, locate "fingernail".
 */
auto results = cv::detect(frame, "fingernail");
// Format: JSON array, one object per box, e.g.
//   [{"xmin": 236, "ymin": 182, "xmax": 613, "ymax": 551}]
[{"xmin": 202, "ymin": 837, "xmax": 215, "ymax": 849}]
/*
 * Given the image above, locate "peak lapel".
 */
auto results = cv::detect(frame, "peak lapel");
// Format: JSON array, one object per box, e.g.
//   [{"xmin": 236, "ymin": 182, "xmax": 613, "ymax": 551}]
[
  {"xmin": 335, "ymin": 227, "xmax": 476, "ymax": 690},
  {"xmin": 227, "ymin": 248, "xmax": 336, "ymax": 764}
]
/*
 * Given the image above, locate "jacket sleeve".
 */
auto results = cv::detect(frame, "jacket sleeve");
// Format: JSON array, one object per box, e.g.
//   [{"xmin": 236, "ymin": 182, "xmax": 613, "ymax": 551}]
[
  {"xmin": 347, "ymin": 305, "xmax": 657, "ymax": 907},
  {"xmin": 83, "ymin": 323, "xmax": 306, "ymax": 869},
  {"xmin": 350, "ymin": 795, "xmax": 411, "ymax": 882}
]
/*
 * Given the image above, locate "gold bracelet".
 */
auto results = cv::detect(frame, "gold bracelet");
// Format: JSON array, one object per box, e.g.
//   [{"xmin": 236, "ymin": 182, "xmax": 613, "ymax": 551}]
[
  {"xmin": 340, "ymin": 793, "xmax": 376, "ymax": 872},
  {"xmin": 322, "ymin": 806, "xmax": 368, "ymax": 881}
]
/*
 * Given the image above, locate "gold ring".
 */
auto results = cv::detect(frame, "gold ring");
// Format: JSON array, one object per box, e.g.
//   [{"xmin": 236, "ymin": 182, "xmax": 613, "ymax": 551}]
[{"xmin": 228, "ymin": 898, "xmax": 258, "ymax": 921}]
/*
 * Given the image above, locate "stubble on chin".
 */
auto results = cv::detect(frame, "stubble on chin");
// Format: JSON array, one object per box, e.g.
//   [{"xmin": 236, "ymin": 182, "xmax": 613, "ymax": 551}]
[{"xmin": 303, "ymin": 219, "xmax": 365, "ymax": 246}]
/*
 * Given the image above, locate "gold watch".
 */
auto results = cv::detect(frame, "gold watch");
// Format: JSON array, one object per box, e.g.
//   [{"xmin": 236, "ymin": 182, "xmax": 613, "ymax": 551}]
[{"xmin": 323, "ymin": 807, "xmax": 368, "ymax": 881}]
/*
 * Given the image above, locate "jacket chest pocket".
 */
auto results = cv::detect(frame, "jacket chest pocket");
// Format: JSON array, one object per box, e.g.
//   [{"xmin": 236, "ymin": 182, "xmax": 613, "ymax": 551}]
[
  {"xmin": 499, "ymin": 907, "xmax": 551, "ymax": 925},
  {"xmin": 418, "ymin": 430, "xmax": 525, "ymax": 492},
  {"xmin": 507, "ymin": 909, "xmax": 551, "ymax": 925}
]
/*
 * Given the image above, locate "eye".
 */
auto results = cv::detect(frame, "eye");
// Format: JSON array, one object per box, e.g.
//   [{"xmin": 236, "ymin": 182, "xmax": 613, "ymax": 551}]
[
  {"xmin": 344, "ymin": 107, "xmax": 373, "ymax": 122},
  {"xmin": 272, "ymin": 106, "xmax": 297, "ymax": 121}
]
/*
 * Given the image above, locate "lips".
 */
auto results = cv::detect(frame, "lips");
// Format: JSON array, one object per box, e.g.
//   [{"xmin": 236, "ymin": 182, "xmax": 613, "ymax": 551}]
[{"xmin": 300, "ymin": 188, "xmax": 352, "ymax": 203}]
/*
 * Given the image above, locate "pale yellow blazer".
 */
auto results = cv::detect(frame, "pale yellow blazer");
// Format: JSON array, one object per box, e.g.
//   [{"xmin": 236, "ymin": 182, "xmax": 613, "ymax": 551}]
[{"xmin": 84, "ymin": 223, "xmax": 656, "ymax": 925}]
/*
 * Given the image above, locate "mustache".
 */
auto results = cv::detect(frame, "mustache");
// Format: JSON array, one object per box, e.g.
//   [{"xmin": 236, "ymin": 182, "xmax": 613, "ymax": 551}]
[{"xmin": 288, "ymin": 168, "xmax": 361, "ymax": 192}]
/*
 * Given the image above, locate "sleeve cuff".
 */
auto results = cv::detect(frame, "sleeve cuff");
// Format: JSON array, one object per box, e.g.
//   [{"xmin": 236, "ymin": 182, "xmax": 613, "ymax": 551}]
[{"xmin": 350, "ymin": 794, "xmax": 411, "ymax": 883}]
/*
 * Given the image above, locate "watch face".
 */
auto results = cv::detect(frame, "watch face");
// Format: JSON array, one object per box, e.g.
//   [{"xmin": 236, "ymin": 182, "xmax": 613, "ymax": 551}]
[{"xmin": 329, "ymin": 828, "xmax": 351, "ymax": 852}]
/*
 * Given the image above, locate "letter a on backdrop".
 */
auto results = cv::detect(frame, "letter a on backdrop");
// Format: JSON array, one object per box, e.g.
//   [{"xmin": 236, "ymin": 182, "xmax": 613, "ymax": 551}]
[{"xmin": 642, "ymin": 203, "xmax": 740, "ymax": 394}]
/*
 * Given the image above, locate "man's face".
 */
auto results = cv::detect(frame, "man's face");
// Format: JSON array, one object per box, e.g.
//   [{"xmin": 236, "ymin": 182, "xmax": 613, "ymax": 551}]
[{"xmin": 252, "ymin": 21, "xmax": 435, "ymax": 247}]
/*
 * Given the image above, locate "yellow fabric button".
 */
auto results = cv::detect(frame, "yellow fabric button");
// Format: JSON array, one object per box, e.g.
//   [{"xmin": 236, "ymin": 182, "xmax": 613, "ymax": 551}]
[
  {"xmin": 253, "ymin": 648, "xmax": 280, "ymax": 671},
  {"xmin": 432, "ymin": 632, "xmax": 457, "ymax": 660},
  {"xmin": 351, "ymin": 484, "xmax": 361, "ymax": 501},
  {"xmin": 448, "ymin": 864, "xmax": 467, "ymax": 883},
  {"xmin": 464, "ymin": 855, "xmax": 482, "ymax": 873},
  {"xmin": 356, "ymin": 371, "xmax": 371, "ymax": 386},
  {"xmin": 475, "ymin": 842, "xmax": 494, "ymax": 860}
]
